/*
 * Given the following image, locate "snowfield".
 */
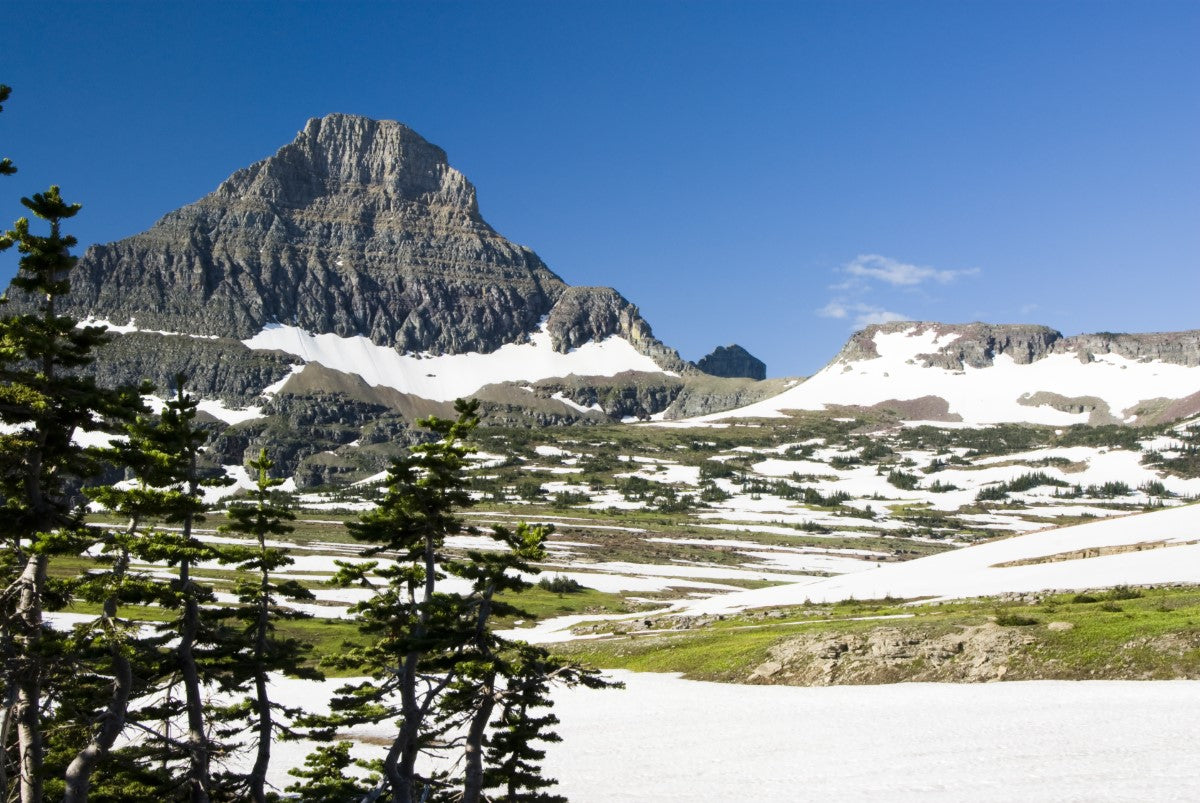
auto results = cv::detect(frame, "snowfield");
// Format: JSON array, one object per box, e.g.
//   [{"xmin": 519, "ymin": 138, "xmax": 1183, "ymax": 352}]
[
  {"xmin": 681, "ymin": 501, "xmax": 1200, "ymax": 615},
  {"xmin": 541, "ymin": 671, "xmax": 1200, "ymax": 802},
  {"xmin": 257, "ymin": 671, "xmax": 1200, "ymax": 802},
  {"xmin": 241, "ymin": 321, "xmax": 671, "ymax": 401},
  {"xmin": 702, "ymin": 326, "xmax": 1200, "ymax": 425}
]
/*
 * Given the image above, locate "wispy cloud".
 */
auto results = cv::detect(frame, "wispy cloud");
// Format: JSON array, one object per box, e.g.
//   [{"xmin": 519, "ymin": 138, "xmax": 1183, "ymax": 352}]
[
  {"xmin": 817, "ymin": 301, "xmax": 910, "ymax": 329},
  {"xmin": 817, "ymin": 254, "xmax": 979, "ymax": 330},
  {"xmin": 843, "ymin": 254, "xmax": 979, "ymax": 286}
]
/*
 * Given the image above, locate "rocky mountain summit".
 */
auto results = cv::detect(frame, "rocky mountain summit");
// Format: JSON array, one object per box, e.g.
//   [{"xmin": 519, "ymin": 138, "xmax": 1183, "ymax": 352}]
[{"xmin": 27, "ymin": 114, "xmax": 684, "ymax": 371}]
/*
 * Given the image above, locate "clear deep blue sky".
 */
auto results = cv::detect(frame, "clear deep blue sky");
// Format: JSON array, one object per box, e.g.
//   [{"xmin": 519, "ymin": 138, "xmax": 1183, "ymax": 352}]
[{"xmin": 2, "ymin": 1, "xmax": 1197, "ymax": 376}]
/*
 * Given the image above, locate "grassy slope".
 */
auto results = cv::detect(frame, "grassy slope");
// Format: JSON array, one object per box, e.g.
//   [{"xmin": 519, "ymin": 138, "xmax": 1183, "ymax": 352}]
[{"xmin": 556, "ymin": 586, "xmax": 1200, "ymax": 683}]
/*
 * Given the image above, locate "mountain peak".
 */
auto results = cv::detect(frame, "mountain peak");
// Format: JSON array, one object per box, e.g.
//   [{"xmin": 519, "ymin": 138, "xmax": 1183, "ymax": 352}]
[{"xmin": 212, "ymin": 113, "xmax": 479, "ymax": 217}]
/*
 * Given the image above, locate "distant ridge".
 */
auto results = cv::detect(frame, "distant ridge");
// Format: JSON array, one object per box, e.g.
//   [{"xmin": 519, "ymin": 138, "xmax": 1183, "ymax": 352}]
[{"xmin": 703, "ymin": 322, "xmax": 1200, "ymax": 426}]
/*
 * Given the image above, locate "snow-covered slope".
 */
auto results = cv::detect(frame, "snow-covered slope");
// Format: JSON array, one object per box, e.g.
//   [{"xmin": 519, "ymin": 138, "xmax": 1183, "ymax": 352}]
[
  {"xmin": 703, "ymin": 325, "xmax": 1200, "ymax": 425},
  {"xmin": 242, "ymin": 321, "xmax": 673, "ymax": 402},
  {"xmin": 681, "ymin": 501, "xmax": 1200, "ymax": 614}
]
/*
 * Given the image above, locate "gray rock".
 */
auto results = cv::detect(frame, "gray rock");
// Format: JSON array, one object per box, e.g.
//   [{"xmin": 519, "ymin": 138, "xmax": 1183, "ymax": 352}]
[
  {"xmin": 86, "ymin": 331, "xmax": 300, "ymax": 405},
  {"xmin": 697, "ymin": 344, "xmax": 766, "ymax": 380},
  {"xmin": 832, "ymin": 321, "xmax": 1200, "ymax": 369}
]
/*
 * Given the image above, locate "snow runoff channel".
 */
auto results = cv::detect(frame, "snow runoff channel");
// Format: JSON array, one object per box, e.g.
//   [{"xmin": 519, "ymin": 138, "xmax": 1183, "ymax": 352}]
[
  {"xmin": 702, "ymin": 326, "xmax": 1200, "ymax": 425},
  {"xmin": 242, "ymin": 321, "xmax": 670, "ymax": 401}
]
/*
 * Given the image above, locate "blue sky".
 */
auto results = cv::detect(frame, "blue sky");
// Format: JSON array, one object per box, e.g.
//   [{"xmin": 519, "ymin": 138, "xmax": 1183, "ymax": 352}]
[{"xmin": 2, "ymin": 1, "xmax": 1197, "ymax": 376}]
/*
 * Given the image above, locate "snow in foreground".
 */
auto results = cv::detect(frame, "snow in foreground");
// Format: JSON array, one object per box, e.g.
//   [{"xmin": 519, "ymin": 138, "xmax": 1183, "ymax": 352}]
[
  {"xmin": 260, "ymin": 671, "xmax": 1200, "ymax": 802},
  {"xmin": 543, "ymin": 671, "xmax": 1200, "ymax": 802},
  {"xmin": 679, "ymin": 501, "xmax": 1200, "ymax": 615}
]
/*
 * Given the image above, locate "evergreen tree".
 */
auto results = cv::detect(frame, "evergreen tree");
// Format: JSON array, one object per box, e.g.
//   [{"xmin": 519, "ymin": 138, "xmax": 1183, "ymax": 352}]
[
  {"xmin": 0, "ymin": 178, "xmax": 141, "ymax": 802},
  {"xmin": 126, "ymin": 381, "xmax": 224, "ymax": 802},
  {"xmin": 284, "ymin": 741, "xmax": 380, "ymax": 802},
  {"xmin": 312, "ymin": 399, "xmax": 614, "ymax": 803},
  {"xmin": 214, "ymin": 449, "xmax": 320, "ymax": 802}
]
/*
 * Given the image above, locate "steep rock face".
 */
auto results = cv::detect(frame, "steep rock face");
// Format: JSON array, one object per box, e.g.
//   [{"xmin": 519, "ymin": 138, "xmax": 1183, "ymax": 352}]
[
  {"xmin": 545, "ymin": 286, "xmax": 689, "ymax": 373},
  {"xmin": 1059, "ymin": 331, "xmax": 1200, "ymax": 367},
  {"xmin": 22, "ymin": 114, "xmax": 680, "ymax": 369},
  {"xmin": 56, "ymin": 115, "xmax": 560, "ymax": 352},
  {"xmin": 697, "ymin": 344, "xmax": 766, "ymax": 380},
  {"xmin": 663, "ymin": 376, "xmax": 796, "ymax": 419},
  {"xmin": 525, "ymin": 372, "xmax": 685, "ymax": 420},
  {"xmin": 88, "ymin": 332, "xmax": 300, "ymax": 404}
]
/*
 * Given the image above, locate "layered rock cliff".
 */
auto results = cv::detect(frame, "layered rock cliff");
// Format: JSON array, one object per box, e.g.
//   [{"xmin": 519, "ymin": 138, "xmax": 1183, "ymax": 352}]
[{"xmin": 18, "ymin": 114, "xmax": 684, "ymax": 371}]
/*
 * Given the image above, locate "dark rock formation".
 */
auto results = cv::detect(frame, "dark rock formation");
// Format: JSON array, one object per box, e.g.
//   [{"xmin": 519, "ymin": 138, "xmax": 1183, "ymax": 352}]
[
  {"xmin": 697, "ymin": 344, "xmax": 766, "ymax": 380},
  {"xmin": 1060, "ymin": 331, "xmax": 1200, "ymax": 367},
  {"xmin": 663, "ymin": 376, "xmax": 796, "ymax": 419}
]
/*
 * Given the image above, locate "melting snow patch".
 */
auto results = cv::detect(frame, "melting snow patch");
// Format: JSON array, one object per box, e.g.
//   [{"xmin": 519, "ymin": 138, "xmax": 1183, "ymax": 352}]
[{"xmin": 241, "ymin": 321, "xmax": 670, "ymax": 401}]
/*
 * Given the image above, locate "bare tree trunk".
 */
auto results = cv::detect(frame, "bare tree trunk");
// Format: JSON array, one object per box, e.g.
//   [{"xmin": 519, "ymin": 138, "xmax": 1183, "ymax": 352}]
[
  {"xmin": 179, "ymin": 554, "xmax": 210, "ymax": 803},
  {"xmin": 63, "ymin": 529, "xmax": 135, "ymax": 803},
  {"xmin": 0, "ymin": 670, "xmax": 17, "ymax": 799},
  {"xmin": 460, "ymin": 676, "xmax": 496, "ymax": 803},
  {"xmin": 247, "ymin": 545, "xmax": 272, "ymax": 803},
  {"xmin": 61, "ymin": 640, "xmax": 131, "ymax": 803},
  {"xmin": 461, "ymin": 579, "xmax": 497, "ymax": 803},
  {"xmin": 384, "ymin": 533, "xmax": 440, "ymax": 803},
  {"xmin": 13, "ymin": 555, "xmax": 45, "ymax": 803}
]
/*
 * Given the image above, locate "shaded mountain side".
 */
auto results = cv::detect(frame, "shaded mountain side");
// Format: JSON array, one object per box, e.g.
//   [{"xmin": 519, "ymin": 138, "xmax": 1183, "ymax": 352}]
[
  {"xmin": 697, "ymin": 344, "xmax": 767, "ymax": 380},
  {"xmin": 664, "ymin": 376, "xmax": 797, "ymax": 419},
  {"xmin": 86, "ymin": 331, "xmax": 301, "ymax": 404}
]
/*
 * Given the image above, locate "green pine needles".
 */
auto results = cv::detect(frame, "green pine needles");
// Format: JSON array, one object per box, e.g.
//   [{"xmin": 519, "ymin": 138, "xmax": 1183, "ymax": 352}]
[{"xmin": 306, "ymin": 400, "xmax": 616, "ymax": 803}]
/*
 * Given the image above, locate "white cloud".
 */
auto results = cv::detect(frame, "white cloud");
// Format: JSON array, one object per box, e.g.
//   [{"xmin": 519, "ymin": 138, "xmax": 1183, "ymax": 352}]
[
  {"xmin": 817, "ymin": 301, "xmax": 847, "ymax": 319},
  {"xmin": 818, "ymin": 301, "xmax": 910, "ymax": 329},
  {"xmin": 853, "ymin": 307, "xmax": 910, "ymax": 328},
  {"xmin": 843, "ymin": 254, "xmax": 978, "ymax": 286}
]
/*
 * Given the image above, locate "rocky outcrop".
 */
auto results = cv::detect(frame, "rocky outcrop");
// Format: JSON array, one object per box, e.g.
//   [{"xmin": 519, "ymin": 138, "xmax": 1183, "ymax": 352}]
[
  {"xmin": 87, "ymin": 332, "xmax": 300, "ymax": 404},
  {"xmin": 525, "ymin": 372, "xmax": 686, "ymax": 420},
  {"xmin": 697, "ymin": 344, "xmax": 766, "ymax": 380},
  {"xmin": 832, "ymin": 322, "xmax": 1061, "ymax": 369},
  {"xmin": 1017, "ymin": 391, "xmax": 1121, "ymax": 425},
  {"xmin": 545, "ymin": 286, "xmax": 689, "ymax": 372},
  {"xmin": 746, "ymin": 623, "xmax": 1036, "ymax": 685},
  {"xmin": 663, "ymin": 376, "xmax": 796, "ymax": 419},
  {"xmin": 833, "ymin": 321, "xmax": 1200, "ymax": 369},
  {"xmin": 1059, "ymin": 331, "xmax": 1200, "ymax": 367}
]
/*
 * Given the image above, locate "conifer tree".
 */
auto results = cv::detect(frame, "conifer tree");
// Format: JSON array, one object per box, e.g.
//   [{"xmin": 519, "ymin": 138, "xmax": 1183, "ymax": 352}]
[
  {"xmin": 127, "ymin": 381, "xmax": 222, "ymax": 802},
  {"xmin": 0, "ymin": 177, "xmax": 141, "ymax": 802},
  {"xmin": 215, "ymin": 449, "xmax": 319, "ymax": 803},
  {"xmin": 314, "ymin": 399, "xmax": 614, "ymax": 803}
]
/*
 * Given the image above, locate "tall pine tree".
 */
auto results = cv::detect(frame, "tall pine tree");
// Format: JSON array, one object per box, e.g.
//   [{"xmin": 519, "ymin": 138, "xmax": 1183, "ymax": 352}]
[
  {"xmin": 0, "ymin": 175, "xmax": 141, "ymax": 802},
  {"xmin": 313, "ymin": 399, "xmax": 614, "ymax": 803},
  {"xmin": 215, "ymin": 449, "xmax": 320, "ymax": 802}
]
